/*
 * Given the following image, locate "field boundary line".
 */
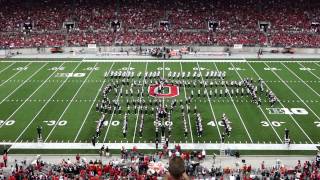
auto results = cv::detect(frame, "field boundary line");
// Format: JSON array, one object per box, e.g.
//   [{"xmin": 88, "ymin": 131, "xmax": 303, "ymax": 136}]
[
  {"xmin": 248, "ymin": 60, "xmax": 320, "ymax": 63},
  {"xmin": 314, "ymin": 62, "xmax": 320, "ymax": 68},
  {"xmin": 44, "ymin": 63, "xmax": 99, "ymax": 142},
  {"xmin": 229, "ymin": 62, "xmax": 283, "ymax": 143},
  {"xmin": 103, "ymin": 61, "xmax": 132, "ymax": 143},
  {"xmin": 282, "ymin": 63, "xmax": 320, "ymax": 98},
  {"xmin": 132, "ymin": 62, "xmax": 148, "ymax": 143},
  {"xmin": 179, "ymin": 62, "xmax": 194, "ymax": 143},
  {"xmin": 1, "ymin": 61, "xmax": 79, "ymax": 63},
  {"xmin": 3, "ymin": 142, "xmax": 319, "ymax": 151},
  {"xmin": 85, "ymin": 59, "xmax": 246, "ymax": 63},
  {"xmin": 0, "ymin": 62, "xmax": 32, "ymax": 87},
  {"xmin": 0, "ymin": 62, "xmax": 15, "ymax": 75},
  {"xmin": 214, "ymin": 62, "xmax": 254, "ymax": 143},
  {"xmin": 3, "ymin": 59, "xmax": 320, "ymax": 63},
  {"xmin": 196, "ymin": 61, "xmax": 222, "ymax": 141},
  {"xmin": 245, "ymin": 60, "xmax": 314, "ymax": 143},
  {"xmin": 0, "ymin": 63, "xmax": 48, "ymax": 105},
  {"xmin": 73, "ymin": 62, "xmax": 115, "ymax": 142},
  {"xmin": 12, "ymin": 62, "xmax": 82, "ymax": 143}
]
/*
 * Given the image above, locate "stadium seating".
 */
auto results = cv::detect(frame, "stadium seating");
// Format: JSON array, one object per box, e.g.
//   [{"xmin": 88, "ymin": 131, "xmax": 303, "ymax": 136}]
[
  {"xmin": 0, "ymin": 0, "xmax": 320, "ymax": 48},
  {"xmin": 1, "ymin": 148, "xmax": 320, "ymax": 179}
]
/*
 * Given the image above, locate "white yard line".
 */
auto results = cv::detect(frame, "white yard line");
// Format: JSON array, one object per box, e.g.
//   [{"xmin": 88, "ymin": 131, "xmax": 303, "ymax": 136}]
[
  {"xmin": 282, "ymin": 63, "xmax": 320, "ymax": 98},
  {"xmin": 313, "ymin": 62, "xmax": 320, "ymax": 68},
  {"xmin": 298, "ymin": 62, "xmax": 320, "ymax": 81},
  {"xmin": 44, "ymin": 63, "xmax": 98, "ymax": 142},
  {"xmin": 196, "ymin": 61, "xmax": 222, "ymax": 141},
  {"xmin": 85, "ymin": 59, "xmax": 247, "ymax": 63},
  {"xmin": 132, "ymin": 62, "xmax": 148, "ymax": 143},
  {"xmin": 0, "ymin": 62, "xmax": 32, "ymax": 87},
  {"xmin": 213, "ymin": 62, "xmax": 254, "ymax": 143},
  {"xmin": 0, "ymin": 63, "xmax": 51, "ymax": 129},
  {"xmin": 162, "ymin": 61, "xmax": 165, "ymax": 106},
  {"xmin": 228, "ymin": 62, "xmax": 283, "ymax": 143},
  {"xmin": 245, "ymin": 61, "xmax": 314, "ymax": 144},
  {"xmin": 0, "ymin": 63, "xmax": 48, "ymax": 105},
  {"xmin": 0, "ymin": 62, "xmax": 15, "ymax": 75},
  {"xmin": 12, "ymin": 62, "xmax": 82, "ymax": 142},
  {"xmin": 73, "ymin": 62, "xmax": 115, "ymax": 142},
  {"xmin": 179, "ymin": 62, "xmax": 194, "ymax": 143},
  {"xmin": 2, "ymin": 59, "xmax": 320, "ymax": 63},
  {"xmin": 264, "ymin": 62, "xmax": 320, "ymax": 121},
  {"xmin": 103, "ymin": 61, "xmax": 132, "ymax": 143}
]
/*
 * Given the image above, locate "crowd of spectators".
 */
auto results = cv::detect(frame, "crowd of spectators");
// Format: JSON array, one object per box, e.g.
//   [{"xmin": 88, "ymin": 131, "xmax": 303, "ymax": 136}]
[
  {"xmin": 1, "ymin": 146, "xmax": 320, "ymax": 180},
  {"xmin": 0, "ymin": 0, "xmax": 320, "ymax": 48}
]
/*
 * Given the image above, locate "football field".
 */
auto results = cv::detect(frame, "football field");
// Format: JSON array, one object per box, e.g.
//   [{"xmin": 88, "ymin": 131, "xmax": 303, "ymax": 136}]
[{"xmin": 0, "ymin": 59, "xmax": 320, "ymax": 151}]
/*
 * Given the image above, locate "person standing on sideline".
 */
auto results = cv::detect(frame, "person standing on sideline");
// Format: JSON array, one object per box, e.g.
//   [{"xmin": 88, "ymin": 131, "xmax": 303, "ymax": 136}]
[{"xmin": 2, "ymin": 152, "xmax": 7, "ymax": 167}]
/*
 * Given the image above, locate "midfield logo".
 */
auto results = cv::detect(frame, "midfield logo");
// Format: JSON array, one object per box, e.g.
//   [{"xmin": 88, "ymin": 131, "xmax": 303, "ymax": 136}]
[{"xmin": 148, "ymin": 84, "xmax": 179, "ymax": 98}]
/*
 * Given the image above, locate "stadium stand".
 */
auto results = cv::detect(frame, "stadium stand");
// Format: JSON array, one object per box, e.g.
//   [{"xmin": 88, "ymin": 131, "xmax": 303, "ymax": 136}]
[
  {"xmin": 1, "ymin": 0, "xmax": 320, "ymax": 48},
  {"xmin": 1, "ymin": 148, "xmax": 320, "ymax": 179}
]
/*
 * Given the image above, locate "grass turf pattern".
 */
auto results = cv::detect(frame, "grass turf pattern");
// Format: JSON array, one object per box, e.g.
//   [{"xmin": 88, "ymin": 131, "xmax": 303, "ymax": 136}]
[{"xmin": 0, "ymin": 60, "xmax": 320, "ymax": 148}]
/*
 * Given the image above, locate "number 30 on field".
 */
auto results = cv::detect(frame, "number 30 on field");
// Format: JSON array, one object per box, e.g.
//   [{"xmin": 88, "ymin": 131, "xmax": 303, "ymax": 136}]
[
  {"xmin": 43, "ymin": 120, "xmax": 67, "ymax": 126},
  {"xmin": 261, "ymin": 121, "xmax": 285, "ymax": 127}
]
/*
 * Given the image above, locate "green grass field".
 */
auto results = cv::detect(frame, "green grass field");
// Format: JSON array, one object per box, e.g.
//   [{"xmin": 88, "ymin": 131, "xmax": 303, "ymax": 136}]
[{"xmin": 0, "ymin": 59, "xmax": 320, "ymax": 152}]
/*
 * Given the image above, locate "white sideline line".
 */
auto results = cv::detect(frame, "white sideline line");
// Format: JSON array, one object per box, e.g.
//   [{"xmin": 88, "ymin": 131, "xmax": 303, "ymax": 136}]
[
  {"xmin": 0, "ymin": 62, "xmax": 15, "ymax": 75},
  {"xmin": 229, "ymin": 62, "xmax": 283, "ymax": 143},
  {"xmin": 84, "ymin": 59, "xmax": 247, "ymax": 63},
  {"xmin": 282, "ymin": 63, "xmax": 320, "ymax": 98},
  {"xmin": 249, "ymin": 60, "xmax": 320, "ymax": 63},
  {"xmin": 298, "ymin": 62, "xmax": 320, "ymax": 81},
  {"xmin": 3, "ymin": 59, "xmax": 320, "ymax": 63},
  {"xmin": 266, "ymin": 62, "xmax": 320, "ymax": 122},
  {"xmin": 179, "ymin": 62, "xmax": 194, "ymax": 143},
  {"xmin": 12, "ymin": 62, "xmax": 82, "ymax": 143},
  {"xmin": 1, "ymin": 61, "xmax": 79, "ymax": 63},
  {"xmin": 196, "ymin": 61, "xmax": 222, "ymax": 140},
  {"xmin": 73, "ymin": 62, "xmax": 115, "ymax": 142},
  {"xmin": 314, "ymin": 62, "xmax": 320, "ymax": 68},
  {"xmin": 1, "ymin": 59, "xmax": 246, "ymax": 63},
  {"xmin": 132, "ymin": 62, "xmax": 148, "ymax": 143},
  {"xmin": 0, "ymin": 62, "xmax": 32, "ymax": 87},
  {"xmin": 0, "ymin": 63, "xmax": 48, "ymax": 105},
  {"xmin": 214, "ymin": 62, "xmax": 254, "ymax": 143},
  {"xmin": 245, "ymin": 61, "xmax": 314, "ymax": 144},
  {"xmin": 103, "ymin": 61, "xmax": 132, "ymax": 143},
  {"xmin": 45, "ymin": 63, "xmax": 98, "ymax": 142},
  {"xmin": 3, "ymin": 142, "xmax": 319, "ymax": 151}
]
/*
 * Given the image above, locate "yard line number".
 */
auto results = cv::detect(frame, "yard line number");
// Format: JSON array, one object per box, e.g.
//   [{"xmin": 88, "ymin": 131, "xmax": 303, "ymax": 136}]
[
  {"xmin": 43, "ymin": 120, "xmax": 67, "ymax": 126},
  {"xmin": 207, "ymin": 121, "xmax": 232, "ymax": 127},
  {"xmin": 55, "ymin": 73, "xmax": 86, "ymax": 78},
  {"xmin": 261, "ymin": 121, "xmax": 285, "ymax": 127},
  {"xmin": 266, "ymin": 108, "xmax": 308, "ymax": 115},
  {"xmin": 49, "ymin": 67, "xmax": 65, "ymax": 71},
  {"xmin": 0, "ymin": 120, "xmax": 15, "ymax": 126}
]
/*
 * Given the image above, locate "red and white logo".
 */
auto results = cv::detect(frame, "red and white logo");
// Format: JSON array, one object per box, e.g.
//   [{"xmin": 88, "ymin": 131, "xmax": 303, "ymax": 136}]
[{"xmin": 148, "ymin": 84, "xmax": 179, "ymax": 98}]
